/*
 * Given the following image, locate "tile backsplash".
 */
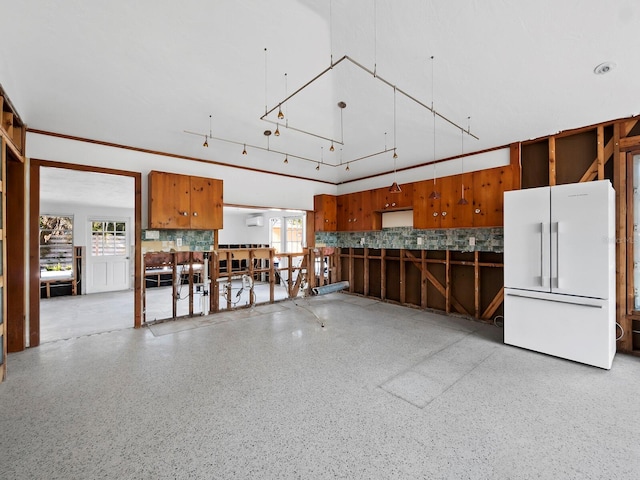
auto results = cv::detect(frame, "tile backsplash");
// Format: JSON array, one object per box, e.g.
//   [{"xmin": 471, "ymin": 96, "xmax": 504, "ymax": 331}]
[
  {"xmin": 315, "ymin": 227, "xmax": 503, "ymax": 252},
  {"xmin": 141, "ymin": 229, "xmax": 214, "ymax": 253}
]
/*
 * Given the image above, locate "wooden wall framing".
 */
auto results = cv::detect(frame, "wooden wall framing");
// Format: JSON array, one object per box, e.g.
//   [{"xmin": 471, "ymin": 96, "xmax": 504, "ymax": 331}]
[
  {"xmin": 522, "ymin": 116, "xmax": 640, "ymax": 354},
  {"xmin": 337, "ymin": 247, "xmax": 504, "ymax": 323}
]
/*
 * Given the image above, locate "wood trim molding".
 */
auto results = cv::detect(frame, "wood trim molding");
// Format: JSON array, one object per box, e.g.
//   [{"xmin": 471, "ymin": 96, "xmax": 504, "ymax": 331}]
[{"xmin": 27, "ymin": 128, "xmax": 336, "ymax": 186}]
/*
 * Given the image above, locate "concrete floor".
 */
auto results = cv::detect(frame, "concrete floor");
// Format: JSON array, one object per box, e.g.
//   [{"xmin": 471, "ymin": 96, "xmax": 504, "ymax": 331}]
[
  {"xmin": 5, "ymin": 293, "xmax": 640, "ymax": 479},
  {"xmin": 40, "ymin": 282, "xmax": 291, "ymax": 343}
]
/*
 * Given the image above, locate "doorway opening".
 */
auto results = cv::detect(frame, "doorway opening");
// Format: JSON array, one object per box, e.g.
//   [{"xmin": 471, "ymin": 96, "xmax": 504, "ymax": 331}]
[{"xmin": 31, "ymin": 162, "xmax": 141, "ymax": 345}]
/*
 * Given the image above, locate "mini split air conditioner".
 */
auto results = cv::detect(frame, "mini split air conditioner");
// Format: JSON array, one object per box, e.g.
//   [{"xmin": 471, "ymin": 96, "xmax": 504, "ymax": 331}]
[{"xmin": 245, "ymin": 215, "xmax": 264, "ymax": 227}]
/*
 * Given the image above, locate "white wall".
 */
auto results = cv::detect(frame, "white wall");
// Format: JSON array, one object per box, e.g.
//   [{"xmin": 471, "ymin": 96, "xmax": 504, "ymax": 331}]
[
  {"xmin": 337, "ymin": 147, "xmax": 511, "ymax": 194},
  {"xmin": 218, "ymin": 213, "xmax": 270, "ymax": 245},
  {"xmin": 27, "ymin": 132, "xmax": 338, "ymax": 227}
]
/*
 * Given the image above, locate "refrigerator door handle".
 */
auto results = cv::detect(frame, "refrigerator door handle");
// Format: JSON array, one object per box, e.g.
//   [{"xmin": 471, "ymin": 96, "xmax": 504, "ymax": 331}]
[
  {"xmin": 539, "ymin": 222, "xmax": 545, "ymax": 287},
  {"xmin": 506, "ymin": 292, "xmax": 603, "ymax": 309},
  {"xmin": 555, "ymin": 221, "xmax": 560, "ymax": 289}
]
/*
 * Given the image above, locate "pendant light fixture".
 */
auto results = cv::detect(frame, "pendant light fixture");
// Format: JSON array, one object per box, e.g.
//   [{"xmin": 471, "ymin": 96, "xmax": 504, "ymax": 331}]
[
  {"xmin": 242, "ymin": 144, "xmax": 247, "ymax": 155},
  {"xmin": 274, "ymin": 124, "xmax": 280, "ymax": 136},
  {"xmin": 277, "ymin": 104, "xmax": 284, "ymax": 120},
  {"xmin": 203, "ymin": 114, "xmax": 212, "ymax": 147},
  {"xmin": 330, "ymin": 141, "xmax": 335, "ymax": 152},
  {"xmin": 389, "ymin": 87, "xmax": 402, "ymax": 193},
  {"xmin": 428, "ymin": 56, "xmax": 440, "ymax": 200},
  {"xmin": 457, "ymin": 117, "xmax": 470, "ymax": 206},
  {"xmin": 284, "ymin": 155, "xmax": 288, "ymax": 164}
]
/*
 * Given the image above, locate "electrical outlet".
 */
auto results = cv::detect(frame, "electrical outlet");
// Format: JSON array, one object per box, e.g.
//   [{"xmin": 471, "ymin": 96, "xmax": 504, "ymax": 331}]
[
  {"xmin": 417, "ymin": 237, "xmax": 423, "ymax": 245},
  {"xmin": 176, "ymin": 238, "xmax": 183, "ymax": 247},
  {"xmin": 360, "ymin": 237, "xmax": 365, "ymax": 245},
  {"xmin": 469, "ymin": 236, "xmax": 476, "ymax": 246}
]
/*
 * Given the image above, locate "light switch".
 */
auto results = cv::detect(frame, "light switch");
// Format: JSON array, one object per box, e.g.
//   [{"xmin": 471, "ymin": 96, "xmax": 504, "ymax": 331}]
[
  {"xmin": 417, "ymin": 237, "xmax": 423, "ymax": 245},
  {"xmin": 469, "ymin": 237, "xmax": 476, "ymax": 246}
]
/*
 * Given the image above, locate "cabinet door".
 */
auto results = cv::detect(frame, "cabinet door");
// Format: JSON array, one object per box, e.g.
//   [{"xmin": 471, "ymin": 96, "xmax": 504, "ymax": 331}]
[
  {"xmin": 313, "ymin": 195, "xmax": 337, "ymax": 232},
  {"xmin": 472, "ymin": 166, "xmax": 513, "ymax": 227},
  {"xmin": 190, "ymin": 176, "xmax": 223, "ymax": 230},
  {"xmin": 336, "ymin": 194, "xmax": 349, "ymax": 231},
  {"xmin": 358, "ymin": 190, "xmax": 379, "ymax": 230},
  {"xmin": 149, "ymin": 171, "xmax": 190, "ymax": 229},
  {"xmin": 413, "ymin": 179, "xmax": 441, "ymax": 229}
]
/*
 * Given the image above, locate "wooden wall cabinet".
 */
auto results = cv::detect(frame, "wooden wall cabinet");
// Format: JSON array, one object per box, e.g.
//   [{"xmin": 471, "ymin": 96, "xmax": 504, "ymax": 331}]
[
  {"xmin": 336, "ymin": 191, "xmax": 380, "ymax": 231},
  {"xmin": 149, "ymin": 171, "xmax": 223, "ymax": 230},
  {"xmin": 414, "ymin": 166, "xmax": 515, "ymax": 229},
  {"xmin": 375, "ymin": 183, "xmax": 414, "ymax": 211},
  {"xmin": 314, "ymin": 194, "xmax": 337, "ymax": 232}
]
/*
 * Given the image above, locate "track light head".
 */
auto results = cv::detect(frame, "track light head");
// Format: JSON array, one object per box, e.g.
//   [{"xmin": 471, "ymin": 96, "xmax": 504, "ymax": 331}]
[
  {"xmin": 274, "ymin": 125, "xmax": 280, "ymax": 136},
  {"xmin": 277, "ymin": 105, "xmax": 284, "ymax": 120},
  {"xmin": 316, "ymin": 163, "xmax": 320, "ymax": 171},
  {"xmin": 203, "ymin": 137, "xmax": 208, "ymax": 148},
  {"xmin": 284, "ymin": 155, "xmax": 288, "ymax": 164},
  {"xmin": 242, "ymin": 144, "xmax": 247, "ymax": 155},
  {"xmin": 330, "ymin": 142, "xmax": 335, "ymax": 152}
]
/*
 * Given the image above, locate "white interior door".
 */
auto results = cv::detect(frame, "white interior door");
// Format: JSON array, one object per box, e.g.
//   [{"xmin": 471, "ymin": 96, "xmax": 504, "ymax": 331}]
[{"xmin": 87, "ymin": 219, "xmax": 130, "ymax": 293}]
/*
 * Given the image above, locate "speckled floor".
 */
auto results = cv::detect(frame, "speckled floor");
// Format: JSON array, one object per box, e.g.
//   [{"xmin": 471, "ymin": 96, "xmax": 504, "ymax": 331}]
[{"xmin": 2, "ymin": 293, "xmax": 640, "ymax": 479}]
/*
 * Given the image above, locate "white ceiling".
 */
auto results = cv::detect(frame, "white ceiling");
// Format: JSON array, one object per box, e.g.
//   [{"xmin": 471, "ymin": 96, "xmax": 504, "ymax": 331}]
[{"xmin": 2, "ymin": 1, "xmax": 639, "ymax": 185}]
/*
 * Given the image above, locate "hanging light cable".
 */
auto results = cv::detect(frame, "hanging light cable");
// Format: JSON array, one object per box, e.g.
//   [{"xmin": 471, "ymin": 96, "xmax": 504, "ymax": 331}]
[
  {"xmin": 429, "ymin": 55, "xmax": 440, "ymax": 200},
  {"xmin": 203, "ymin": 114, "xmax": 212, "ymax": 147},
  {"xmin": 389, "ymin": 87, "xmax": 401, "ymax": 193},
  {"xmin": 457, "ymin": 117, "xmax": 470, "ymax": 206}
]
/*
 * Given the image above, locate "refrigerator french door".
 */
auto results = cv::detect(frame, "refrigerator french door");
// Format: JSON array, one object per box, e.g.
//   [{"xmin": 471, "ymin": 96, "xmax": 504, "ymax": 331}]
[{"xmin": 503, "ymin": 180, "xmax": 615, "ymax": 369}]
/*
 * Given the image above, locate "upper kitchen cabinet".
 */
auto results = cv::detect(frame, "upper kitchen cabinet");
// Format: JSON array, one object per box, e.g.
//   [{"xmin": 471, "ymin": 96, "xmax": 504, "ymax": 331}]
[
  {"xmin": 471, "ymin": 165, "xmax": 515, "ymax": 227},
  {"xmin": 375, "ymin": 183, "xmax": 414, "ymax": 211},
  {"xmin": 148, "ymin": 171, "xmax": 223, "ymax": 230},
  {"xmin": 314, "ymin": 194, "xmax": 337, "ymax": 232}
]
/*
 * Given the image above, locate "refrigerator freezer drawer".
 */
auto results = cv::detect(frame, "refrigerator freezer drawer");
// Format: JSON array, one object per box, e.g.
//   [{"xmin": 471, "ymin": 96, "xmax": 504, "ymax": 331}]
[{"xmin": 504, "ymin": 289, "xmax": 615, "ymax": 369}]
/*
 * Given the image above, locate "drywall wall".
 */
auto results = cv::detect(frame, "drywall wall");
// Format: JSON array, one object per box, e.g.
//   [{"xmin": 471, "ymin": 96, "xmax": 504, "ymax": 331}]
[
  {"xmin": 27, "ymin": 132, "xmax": 337, "ymax": 227},
  {"xmin": 337, "ymin": 147, "xmax": 511, "ymax": 194}
]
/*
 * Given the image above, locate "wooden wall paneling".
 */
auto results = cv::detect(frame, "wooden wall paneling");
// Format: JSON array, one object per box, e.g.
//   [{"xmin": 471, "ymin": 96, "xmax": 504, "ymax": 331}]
[
  {"xmin": 148, "ymin": 171, "xmax": 190, "ymax": 229},
  {"xmin": 6, "ymin": 154, "xmax": 25, "ymax": 352},
  {"xmin": 413, "ymin": 179, "xmax": 441, "ymax": 229},
  {"xmin": 190, "ymin": 176, "xmax": 223, "ymax": 230},
  {"xmin": 549, "ymin": 136, "xmax": 557, "ymax": 186},
  {"xmin": 472, "ymin": 166, "xmax": 511, "ymax": 227},
  {"xmin": 313, "ymin": 194, "xmax": 337, "ymax": 232},
  {"xmin": 439, "ymin": 175, "xmax": 457, "ymax": 228},
  {"xmin": 305, "ymin": 211, "xmax": 315, "ymax": 248},
  {"xmin": 510, "ymin": 143, "xmax": 522, "ymax": 190},
  {"xmin": 336, "ymin": 194, "xmax": 349, "ymax": 231},
  {"xmin": 28, "ymin": 160, "xmax": 40, "ymax": 347}
]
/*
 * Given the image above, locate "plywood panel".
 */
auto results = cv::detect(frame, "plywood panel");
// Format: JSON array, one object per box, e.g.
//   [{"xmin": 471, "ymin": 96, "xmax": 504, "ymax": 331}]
[{"xmin": 413, "ymin": 179, "xmax": 441, "ymax": 229}]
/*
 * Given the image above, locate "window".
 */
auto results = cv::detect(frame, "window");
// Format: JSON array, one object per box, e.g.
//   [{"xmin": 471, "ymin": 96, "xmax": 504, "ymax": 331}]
[
  {"xmin": 39, "ymin": 215, "xmax": 73, "ymax": 271},
  {"xmin": 91, "ymin": 221, "xmax": 127, "ymax": 257},
  {"xmin": 270, "ymin": 214, "xmax": 305, "ymax": 253}
]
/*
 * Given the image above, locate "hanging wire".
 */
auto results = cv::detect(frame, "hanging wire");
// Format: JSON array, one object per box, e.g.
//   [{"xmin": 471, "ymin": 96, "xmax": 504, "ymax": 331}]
[
  {"xmin": 264, "ymin": 48, "xmax": 268, "ymax": 115},
  {"xmin": 373, "ymin": 0, "xmax": 377, "ymax": 76},
  {"xmin": 429, "ymin": 55, "xmax": 440, "ymax": 199},
  {"xmin": 330, "ymin": 0, "xmax": 334, "ymax": 64}
]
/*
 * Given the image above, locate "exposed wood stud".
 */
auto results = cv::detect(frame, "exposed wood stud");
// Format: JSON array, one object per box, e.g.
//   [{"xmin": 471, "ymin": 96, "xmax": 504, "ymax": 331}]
[
  {"xmin": 481, "ymin": 287, "xmax": 504, "ymax": 320},
  {"xmin": 597, "ymin": 126, "xmax": 605, "ymax": 180},
  {"xmin": 400, "ymin": 249, "xmax": 406, "ymax": 304},
  {"xmin": 474, "ymin": 251, "xmax": 480, "ymax": 319},
  {"xmin": 445, "ymin": 250, "xmax": 451, "ymax": 314},
  {"xmin": 381, "ymin": 248, "xmax": 386, "ymax": 300}
]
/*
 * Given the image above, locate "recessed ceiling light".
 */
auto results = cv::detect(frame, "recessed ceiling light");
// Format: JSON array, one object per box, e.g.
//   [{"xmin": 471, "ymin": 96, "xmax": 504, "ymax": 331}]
[{"xmin": 594, "ymin": 62, "xmax": 616, "ymax": 75}]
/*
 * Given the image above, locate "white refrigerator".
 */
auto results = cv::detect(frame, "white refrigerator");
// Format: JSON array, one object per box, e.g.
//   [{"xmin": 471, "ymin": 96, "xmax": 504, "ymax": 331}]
[{"xmin": 503, "ymin": 180, "xmax": 616, "ymax": 369}]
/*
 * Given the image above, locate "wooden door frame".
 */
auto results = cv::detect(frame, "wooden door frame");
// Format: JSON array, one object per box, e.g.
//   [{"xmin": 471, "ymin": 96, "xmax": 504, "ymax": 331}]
[{"xmin": 29, "ymin": 160, "xmax": 142, "ymax": 347}]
